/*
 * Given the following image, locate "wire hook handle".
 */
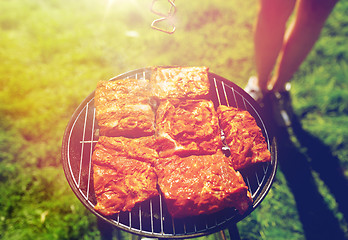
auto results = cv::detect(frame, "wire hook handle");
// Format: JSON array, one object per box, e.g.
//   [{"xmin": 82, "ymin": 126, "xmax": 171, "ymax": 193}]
[{"xmin": 150, "ymin": 0, "xmax": 176, "ymax": 34}]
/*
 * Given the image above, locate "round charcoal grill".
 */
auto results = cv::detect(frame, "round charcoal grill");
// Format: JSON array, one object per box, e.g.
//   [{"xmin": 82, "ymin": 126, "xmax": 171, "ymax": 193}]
[{"xmin": 61, "ymin": 67, "xmax": 278, "ymax": 239}]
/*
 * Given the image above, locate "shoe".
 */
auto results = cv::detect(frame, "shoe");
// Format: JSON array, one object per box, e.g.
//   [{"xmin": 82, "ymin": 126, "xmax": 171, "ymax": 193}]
[
  {"xmin": 262, "ymin": 88, "xmax": 293, "ymax": 128},
  {"xmin": 245, "ymin": 77, "xmax": 293, "ymax": 127},
  {"xmin": 244, "ymin": 76, "xmax": 263, "ymax": 103},
  {"xmin": 273, "ymin": 90, "xmax": 293, "ymax": 127}
]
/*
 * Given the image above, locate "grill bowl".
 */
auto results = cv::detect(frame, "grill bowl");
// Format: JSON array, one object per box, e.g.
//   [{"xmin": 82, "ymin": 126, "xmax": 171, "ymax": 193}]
[{"xmin": 61, "ymin": 67, "xmax": 277, "ymax": 238}]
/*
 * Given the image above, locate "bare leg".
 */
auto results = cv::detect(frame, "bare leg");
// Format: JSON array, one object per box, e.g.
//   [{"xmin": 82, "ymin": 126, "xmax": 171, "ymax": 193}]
[
  {"xmin": 269, "ymin": 0, "xmax": 339, "ymax": 92},
  {"xmin": 254, "ymin": 0, "xmax": 296, "ymax": 92}
]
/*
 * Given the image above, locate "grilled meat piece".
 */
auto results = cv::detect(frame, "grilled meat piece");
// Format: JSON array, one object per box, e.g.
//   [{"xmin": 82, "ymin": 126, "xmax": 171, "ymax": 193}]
[
  {"xmin": 92, "ymin": 136, "xmax": 159, "ymax": 216},
  {"xmin": 95, "ymin": 79, "xmax": 155, "ymax": 137},
  {"xmin": 217, "ymin": 105, "xmax": 271, "ymax": 170},
  {"xmin": 94, "ymin": 136, "xmax": 158, "ymax": 165},
  {"xmin": 95, "ymin": 78, "xmax": 151, "ymax": 106},
  {"xmin": 155, "ymin": 99, "xmax": 222, "ymax": 157},
  {"xmin": 154, "ymin": 151, "xmax": 253, "ymax": 218},
  {"xmin": 151, "ymin": 66, "xmax": 210, "ymax": 100}
]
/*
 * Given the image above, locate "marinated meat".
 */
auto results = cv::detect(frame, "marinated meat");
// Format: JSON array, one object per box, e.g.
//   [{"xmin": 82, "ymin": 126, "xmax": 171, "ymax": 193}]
[
  {"xmin": 154, "ymin": 151, "xmax": 253, "ymax": 218},
  {"xmin": 93, "ymin": 163, "xmax": 158, "ymax": 216},
  {"xmin": 95, "ymin": 79, "xmax": 155, "ymax": 137},
  {"xmin": 95, "ymin": 78, "xmax": 150, "ymax": 106},
  {"xmin": 156, "ymin": 99, "xmax": 222, "ymax": 157},
  {"xmin": 92, "ymin": 136, "xmax": 159, "ymax": 216},
  {"xmin": 91, "ymin": 68, "xmax": 271, "ymax": 219},
  {"xmin": 217, "ymin": 105, "xmax": 271, "ymax": 170},
  {"xmin": 94, "ymin": 136, "xmax": 158, "ymax": 165},
  {"xmin": 151, "ymin": 66, "xmax": 210, "ymax": 100}
]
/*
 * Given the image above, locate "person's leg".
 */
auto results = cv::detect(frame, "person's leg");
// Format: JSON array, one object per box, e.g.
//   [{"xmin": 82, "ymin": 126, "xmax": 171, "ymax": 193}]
[
  {"xmin": 269, "ymin": 0, "xmax": 339, "ymax": 92},
  {"xmin": 254, "ymin": 0, "xmax": 296, "ymax": 92}
]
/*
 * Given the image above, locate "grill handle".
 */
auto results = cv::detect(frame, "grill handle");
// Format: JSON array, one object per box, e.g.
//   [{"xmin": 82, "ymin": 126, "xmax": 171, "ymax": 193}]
[{"xmin": 150, "ymin": 0, "xmax": 176, "ymax": 34}]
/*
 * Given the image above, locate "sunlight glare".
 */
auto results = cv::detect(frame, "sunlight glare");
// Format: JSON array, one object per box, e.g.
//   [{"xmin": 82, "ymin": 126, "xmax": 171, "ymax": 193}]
[
  {"xmin": 102, "ymin": 0, "xmax": 113, "ymax": 23},
  {"xmin": 102, "ymin": 0, "xmax": 150, "ymax": 28},
  {"xmin": 125, "ymin": 30, "xmax": 140, "ymax": 38}
]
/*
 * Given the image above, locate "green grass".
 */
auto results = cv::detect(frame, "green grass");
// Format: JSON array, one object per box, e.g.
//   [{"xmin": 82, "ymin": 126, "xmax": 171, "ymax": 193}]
[{"xmin": 0, "ymin": 0, "xmax": 347, "ymax": 239}]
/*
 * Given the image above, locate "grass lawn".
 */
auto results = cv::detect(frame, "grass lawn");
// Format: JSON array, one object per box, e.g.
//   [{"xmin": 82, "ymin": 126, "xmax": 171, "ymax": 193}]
[{"xmin": 0, "ymin": 0, "xmax": 347, "ymax": 239}]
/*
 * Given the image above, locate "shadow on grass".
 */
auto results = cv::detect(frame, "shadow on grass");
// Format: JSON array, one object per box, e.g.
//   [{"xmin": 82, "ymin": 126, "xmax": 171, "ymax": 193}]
[{"xmin": 274, "ymin": 112, "xmax": 348, "ymax": 240}]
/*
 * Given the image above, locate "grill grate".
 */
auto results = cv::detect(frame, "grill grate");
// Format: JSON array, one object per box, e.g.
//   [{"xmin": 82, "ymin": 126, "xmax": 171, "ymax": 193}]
[{"xmin": 61, "ymin": 67, "xmax": 277, "ymax": 239}]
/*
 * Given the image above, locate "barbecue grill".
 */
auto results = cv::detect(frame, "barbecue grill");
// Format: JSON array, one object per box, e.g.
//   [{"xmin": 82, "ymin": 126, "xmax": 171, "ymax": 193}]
[{"xmin": 61, "ymin": 67, "xmax": 278, "ymax": 239}]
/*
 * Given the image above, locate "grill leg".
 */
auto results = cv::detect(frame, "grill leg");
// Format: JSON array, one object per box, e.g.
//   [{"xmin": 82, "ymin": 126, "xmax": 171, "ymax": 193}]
[
  {"xmin": 219, "ymin": 230, "xmax": 227, "ymax": 240},
  {"xmin": 227, "ymin": 223, "xmax": 241, "ymax": 240},
  {"xmin": 97, "ymin": 218, "xmax": 114, "ymax": 240}
]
